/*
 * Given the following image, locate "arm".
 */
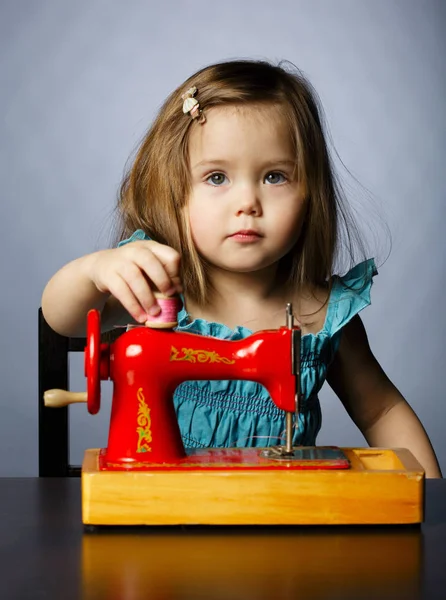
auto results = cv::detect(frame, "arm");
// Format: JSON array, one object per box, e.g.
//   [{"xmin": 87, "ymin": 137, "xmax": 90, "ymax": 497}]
[
  {"xmin": 326, "ymin": 315, "xmax": 442, "ymax": 478},
  {"xmin": 41, "ymin": 253, "xmax": 129, "ymax": 337},
  {"xmin": 41, "ymin": 242, "xmax": 182, "ymax": 337}
]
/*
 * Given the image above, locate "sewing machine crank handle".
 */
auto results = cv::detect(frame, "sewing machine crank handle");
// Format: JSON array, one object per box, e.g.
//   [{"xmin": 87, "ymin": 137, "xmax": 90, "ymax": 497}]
[{"xmin": 44, "ymin": 389, "xmax": 87, "ymax": 407}]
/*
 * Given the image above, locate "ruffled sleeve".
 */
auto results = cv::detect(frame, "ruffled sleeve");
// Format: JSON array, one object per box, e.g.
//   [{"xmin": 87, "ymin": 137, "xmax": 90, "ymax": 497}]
[
  {"xmin": 117, "ymin": 229, "xmax": 151, "ymax": 246},
  {"xmin": 326, "ymin": 258, "xmax": 378, "ymax": 352}
]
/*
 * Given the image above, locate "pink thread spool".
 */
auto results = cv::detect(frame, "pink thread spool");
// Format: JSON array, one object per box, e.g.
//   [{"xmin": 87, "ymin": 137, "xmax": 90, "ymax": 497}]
[{"xmin": 144, "ymin": 293, "xmax": 181, "ymax": 329}]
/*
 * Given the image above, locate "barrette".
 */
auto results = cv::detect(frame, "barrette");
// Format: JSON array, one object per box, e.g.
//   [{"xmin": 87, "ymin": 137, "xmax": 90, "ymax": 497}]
[{"xmin": 181, "ymin": 86, "xmax": 206, "ymax": 123}]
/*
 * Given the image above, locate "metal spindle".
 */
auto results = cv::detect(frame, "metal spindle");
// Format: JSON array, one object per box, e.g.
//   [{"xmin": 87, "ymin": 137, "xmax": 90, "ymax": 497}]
[{"xmin": 285, "ymin": 304, "xmax": 294, "ymax": 453}]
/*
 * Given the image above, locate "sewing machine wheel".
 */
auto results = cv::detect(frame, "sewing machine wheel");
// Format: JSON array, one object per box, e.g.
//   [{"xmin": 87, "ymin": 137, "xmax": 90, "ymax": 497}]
[{"xmin": 85, "ymin": 309, "xmax": 101, "ymax": 415}]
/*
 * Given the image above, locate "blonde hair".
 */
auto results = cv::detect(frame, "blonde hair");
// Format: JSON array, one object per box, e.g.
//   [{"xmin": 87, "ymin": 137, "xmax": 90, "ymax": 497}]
[{"xmin": 116, "ymin": 59, "xmax": 366, "ymax": 306}]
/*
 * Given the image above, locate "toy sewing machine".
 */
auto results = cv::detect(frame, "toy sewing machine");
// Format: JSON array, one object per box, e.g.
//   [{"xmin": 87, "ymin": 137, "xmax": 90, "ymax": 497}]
[{"xmin": 44, "ymin": 305, "xmax": 424, "ymax": 526}]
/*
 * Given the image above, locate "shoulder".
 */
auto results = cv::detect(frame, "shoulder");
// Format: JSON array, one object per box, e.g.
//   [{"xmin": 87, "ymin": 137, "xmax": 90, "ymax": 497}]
[
  {"xmin": 293, "ymin": 283, "xmax": 330, "ymax": 335},
  {"xmin": 293, "ymin": 259, "xmax": 378, "ymax": 336}
]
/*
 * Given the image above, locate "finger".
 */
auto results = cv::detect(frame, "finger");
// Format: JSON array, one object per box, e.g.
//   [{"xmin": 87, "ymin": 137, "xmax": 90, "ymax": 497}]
[
  {"xmin": 119, "ymin": 262, "xmax": 168, "ymax": 316},
  {"xmin": 108, "ymin": 273, "xmax": 155, "ymax": 323},
  {"xmin": 143, "ymin": 242, "xmax": 182, "ymax": 287},
  {"xmin": 133, "ymin": 249, "xmax": 180, "ymax": 296}
]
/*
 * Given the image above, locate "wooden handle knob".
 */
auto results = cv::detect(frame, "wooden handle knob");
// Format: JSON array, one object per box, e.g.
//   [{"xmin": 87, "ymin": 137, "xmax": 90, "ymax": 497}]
[{"xmin": 44, "ymin": 389, "xmax": 87, "ymax": 408}]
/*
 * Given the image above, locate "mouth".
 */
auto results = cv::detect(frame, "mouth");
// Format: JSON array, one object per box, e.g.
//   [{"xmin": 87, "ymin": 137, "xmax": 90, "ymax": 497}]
[
  {"xmin": 230, "ymin": 230, "xmax": 263, "ymax": 238},
  {"xmin": 229, "ymin": 229, "xmax": 263, "ymax": 244}
]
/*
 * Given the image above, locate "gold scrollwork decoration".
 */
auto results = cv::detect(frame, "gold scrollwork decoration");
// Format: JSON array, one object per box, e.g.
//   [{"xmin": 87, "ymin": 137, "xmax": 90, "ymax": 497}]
[
  {"xmin": 170, "ymin": 346, "xmax": 235, "ymax": 364},
  {"xmin": 136, "ymin": 387, "xmax": 152, "ymax": 453}
]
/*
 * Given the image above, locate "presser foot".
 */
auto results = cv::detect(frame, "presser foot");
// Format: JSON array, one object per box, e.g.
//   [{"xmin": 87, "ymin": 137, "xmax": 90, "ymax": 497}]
[{"xmin": 260, "ymin": 446, "xmax": 296, "ymax": 459}]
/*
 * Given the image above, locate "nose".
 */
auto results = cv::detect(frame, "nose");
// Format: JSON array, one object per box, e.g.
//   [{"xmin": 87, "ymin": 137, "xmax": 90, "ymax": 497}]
[{"xmin": 235, "ymin": 183, "xmax": 262, "ymax": 216}]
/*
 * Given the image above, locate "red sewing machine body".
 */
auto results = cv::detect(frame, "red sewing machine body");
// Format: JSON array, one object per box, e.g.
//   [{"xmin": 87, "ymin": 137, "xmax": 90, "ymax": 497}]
[{"xmin": 85, "ymin": 310, "xmax": 299, "ymax": 467}]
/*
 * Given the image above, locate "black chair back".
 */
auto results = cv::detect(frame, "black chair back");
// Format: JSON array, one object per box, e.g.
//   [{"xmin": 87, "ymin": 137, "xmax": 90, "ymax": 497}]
[{"xmin": 38, "ymin": 308, "xmax": 123, "ymax": 476}]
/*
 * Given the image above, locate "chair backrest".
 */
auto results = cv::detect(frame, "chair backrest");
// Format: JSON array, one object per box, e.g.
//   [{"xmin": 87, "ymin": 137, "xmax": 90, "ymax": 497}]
[{"xmin": 38, "ymin": 308, "xmax": 123, "ymax": 476}]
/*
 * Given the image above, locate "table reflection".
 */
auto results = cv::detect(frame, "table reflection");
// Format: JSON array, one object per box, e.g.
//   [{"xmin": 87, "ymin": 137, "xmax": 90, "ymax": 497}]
[{"xmin": 82, "ymin": 526, "xmax": 422, "ymax": 599}]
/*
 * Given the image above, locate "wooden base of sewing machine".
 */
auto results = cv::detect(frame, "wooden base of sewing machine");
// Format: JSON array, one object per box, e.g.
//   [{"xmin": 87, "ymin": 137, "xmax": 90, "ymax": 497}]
[{"xmin": 81, "ymin": 447, "xmax": 424, "ymax": 526}]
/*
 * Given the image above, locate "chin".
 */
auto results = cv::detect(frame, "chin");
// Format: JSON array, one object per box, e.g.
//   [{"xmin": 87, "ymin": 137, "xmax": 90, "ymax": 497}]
[
  {"xmin": 199, "ymin": 248, "xmax": 283, "ymax": 274},
  {"xmin": 218, "ymin": 258, "xmax": 279, "ymax": 274}
]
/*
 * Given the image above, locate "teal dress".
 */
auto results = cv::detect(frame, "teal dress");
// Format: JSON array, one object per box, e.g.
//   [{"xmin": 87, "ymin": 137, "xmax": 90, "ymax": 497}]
[{"xmin": 119, "ymin": 230, "xmax": 377, "ymax": 449}]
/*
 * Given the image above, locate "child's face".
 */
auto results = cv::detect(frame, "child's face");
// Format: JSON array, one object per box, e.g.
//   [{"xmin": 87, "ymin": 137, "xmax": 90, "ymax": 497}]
[{"xmin": 187, "ymin": 104, "xmax": 307, "ymax": 276}]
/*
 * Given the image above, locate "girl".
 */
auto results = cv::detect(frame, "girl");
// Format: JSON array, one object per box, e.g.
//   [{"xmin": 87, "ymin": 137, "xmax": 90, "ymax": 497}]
[{"xmin": 42, "ymin": 59, "xmax": 442, "ymax": 477}]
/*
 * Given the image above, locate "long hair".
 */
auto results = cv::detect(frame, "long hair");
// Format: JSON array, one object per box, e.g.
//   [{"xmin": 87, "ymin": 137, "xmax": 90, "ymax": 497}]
[{"xmin": 116, "ymin": 59, "xmax": 367, "ymax": 306}]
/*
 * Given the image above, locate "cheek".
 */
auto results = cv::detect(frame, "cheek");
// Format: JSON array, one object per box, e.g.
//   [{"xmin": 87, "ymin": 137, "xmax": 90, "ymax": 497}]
[
  {"xmin": 275, "ymin": 199, "xmax": 308, "ymax": 242},
  {"xmin": 186, "ymin": 200, "xmax": 218, "ymax": 250}
]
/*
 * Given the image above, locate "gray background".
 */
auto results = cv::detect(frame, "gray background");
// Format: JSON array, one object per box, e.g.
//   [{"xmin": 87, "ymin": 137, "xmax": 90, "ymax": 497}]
[{"xmin": 1, "ymin": 0, "xmax": 444, "ymax": 476}]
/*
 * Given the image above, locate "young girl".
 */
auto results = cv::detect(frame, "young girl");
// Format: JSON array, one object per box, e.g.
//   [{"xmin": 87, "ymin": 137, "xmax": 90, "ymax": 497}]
[{"xmin": 42, "ymin": 59, "xmax": 442, "ymax": 478}]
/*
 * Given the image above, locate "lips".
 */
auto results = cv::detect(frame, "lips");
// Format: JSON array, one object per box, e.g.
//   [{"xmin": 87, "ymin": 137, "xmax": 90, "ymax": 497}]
[{"xmin": 230, "ymin": 230, "xmax": 263, "ymax": 237}]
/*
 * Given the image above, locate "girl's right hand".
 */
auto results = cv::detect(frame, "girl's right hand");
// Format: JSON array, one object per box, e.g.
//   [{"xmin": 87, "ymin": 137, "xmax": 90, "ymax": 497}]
[{"xmin": 87, "ymin": 240, "xmax": 182, "ymax": 323}]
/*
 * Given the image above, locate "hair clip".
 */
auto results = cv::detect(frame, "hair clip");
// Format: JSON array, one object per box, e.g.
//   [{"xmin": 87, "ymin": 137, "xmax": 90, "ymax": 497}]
[{"xmin": 181, "ymin": 86, "xmax": 206, "ymax": 124}]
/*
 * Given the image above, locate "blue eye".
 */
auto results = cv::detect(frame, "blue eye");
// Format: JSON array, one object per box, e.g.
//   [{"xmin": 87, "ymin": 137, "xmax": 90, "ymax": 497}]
[
  {"xmin": 206, "ymin": 173, "xmax": 227, "ymax": 186},
  {"xmin": 265, "ymin": 172, "xmax": 286, "ymax": 184}
]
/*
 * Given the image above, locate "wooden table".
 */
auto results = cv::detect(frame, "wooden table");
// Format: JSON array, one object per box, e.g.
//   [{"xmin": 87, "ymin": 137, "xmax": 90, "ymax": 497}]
[{"xmin": 0, "ymin": 478, "xmax": 445, "ymax": 599}]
